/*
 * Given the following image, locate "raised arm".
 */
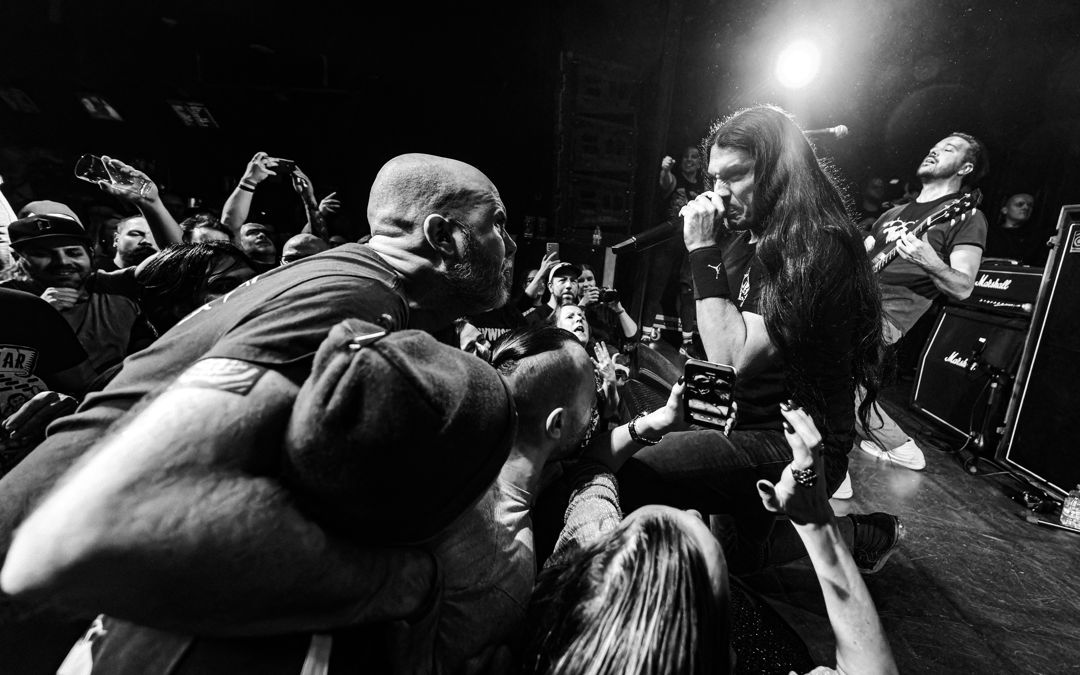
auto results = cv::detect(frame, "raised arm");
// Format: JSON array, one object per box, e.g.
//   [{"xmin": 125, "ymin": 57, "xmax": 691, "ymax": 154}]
[
  {"xmin": 1, "ymin": 358, "xmax": 435, "ymax": 636},
  {"xmin": 756, "ymin": 406, "xmax": 898, "ymax": 675},
  {"xmin": 99, "ymin": 156, "xmax": 182, "ymax": 247},
  {"xmin": 293, "ymin": 166, "xmax": 330, "ymax": 240},
  {"xmin": 659, "ymin": 155, "xmax": 677, "ymax": 198},
  {"xmin": 221, "ymin": 152, "xmax": 281, "ymax": 235}
]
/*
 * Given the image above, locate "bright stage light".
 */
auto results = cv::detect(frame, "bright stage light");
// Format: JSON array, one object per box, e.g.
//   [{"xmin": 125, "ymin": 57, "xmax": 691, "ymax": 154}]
[{"xmin": 775, "ymin": 40, "xmax": 821, "ymax": 89}]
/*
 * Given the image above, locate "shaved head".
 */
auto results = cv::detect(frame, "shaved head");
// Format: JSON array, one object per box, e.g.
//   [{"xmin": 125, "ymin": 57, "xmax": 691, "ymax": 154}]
[
  {"xmin": 367, "ymin": 154, "xmax": 500, "ymax": 236},
  {"xmin": 281, "ymin": 233, "xmax": 329, "ymax": 264}
]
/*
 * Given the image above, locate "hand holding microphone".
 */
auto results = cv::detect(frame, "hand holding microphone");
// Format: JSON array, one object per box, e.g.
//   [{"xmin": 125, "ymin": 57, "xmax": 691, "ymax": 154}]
[{"xmin": 679, "ymin": 190, "xmax": 729, "ymax": 252}]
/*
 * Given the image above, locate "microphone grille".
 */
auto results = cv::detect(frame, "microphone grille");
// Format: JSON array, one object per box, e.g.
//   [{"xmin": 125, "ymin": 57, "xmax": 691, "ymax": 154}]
[{"xmin": 834, "ymin": 124, "xmax": 850, "ymax": 138}]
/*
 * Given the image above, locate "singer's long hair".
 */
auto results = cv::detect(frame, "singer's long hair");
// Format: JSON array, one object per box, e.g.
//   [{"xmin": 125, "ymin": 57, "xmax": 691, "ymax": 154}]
[{"xmin": 705, "ymin": 105, "xmax": 883, "ymax": 431}]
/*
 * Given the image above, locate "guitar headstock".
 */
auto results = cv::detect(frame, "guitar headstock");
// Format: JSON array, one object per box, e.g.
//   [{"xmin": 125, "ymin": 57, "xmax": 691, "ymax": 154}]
[{"xmin": 941, "ymin": 189, "xmax": 983, "ymax": 219}]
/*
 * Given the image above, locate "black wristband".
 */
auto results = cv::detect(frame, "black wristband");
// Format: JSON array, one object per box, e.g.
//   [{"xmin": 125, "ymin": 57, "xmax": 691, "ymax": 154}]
[
  {"xmin": 238, "ymin": 181, "xmax": 256, "ymax": 193},
  {"xmin": 688, "ymin": 246, "xmax": 731, "ymax": 300}
]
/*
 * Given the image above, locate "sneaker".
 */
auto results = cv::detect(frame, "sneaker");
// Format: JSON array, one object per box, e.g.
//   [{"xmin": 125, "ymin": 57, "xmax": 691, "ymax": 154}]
[
  {"xmin": 831, "ymin": 471, "xmax": 853, "ymax": 500},
  {"xmin": 848, "ymin": 512, "xmax": 903, "ymax": 574},
  {"xmin": 859, "ymin": 438, "xmax": 926, "ymax": 471}
]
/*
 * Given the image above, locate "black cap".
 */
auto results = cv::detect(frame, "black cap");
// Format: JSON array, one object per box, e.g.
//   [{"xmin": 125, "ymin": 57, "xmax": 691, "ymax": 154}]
[
  {"xmin": 547, "ymin": 261, "xmax": 582, "ymax": 284},
  {"xmin": 9, "ymin": 214, "xmax": 92, "ymax": 251}
]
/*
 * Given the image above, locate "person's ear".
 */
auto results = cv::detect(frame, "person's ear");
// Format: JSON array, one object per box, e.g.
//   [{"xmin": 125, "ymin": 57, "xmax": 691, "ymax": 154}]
[
  {"xmin": 544, "ymin": 407, "xmax": 565, "ymax": 441},
  {"xmin": 422, "ymin": 214, "xmax": 457, "ymax": 258},
  {"xmin": 957, "ymin": 162, "xmax": 974, "ymax": 178}
]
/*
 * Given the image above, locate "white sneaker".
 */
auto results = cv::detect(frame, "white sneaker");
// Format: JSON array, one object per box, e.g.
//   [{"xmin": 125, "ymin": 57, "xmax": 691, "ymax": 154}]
[
  {"xmin": 859, "ymin": 438, "xmax": 926, "ymax": 471},
  {"xmin": 832, "ymin": 471, "xmax": 853, "ymax": 499}
]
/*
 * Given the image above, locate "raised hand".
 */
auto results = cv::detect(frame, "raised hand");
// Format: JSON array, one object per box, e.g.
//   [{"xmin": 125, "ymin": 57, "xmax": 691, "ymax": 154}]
[
  {"xmin": 242, "ymin": 152, "xmax": 279, "ymax": 185},
  {"xmin": 755, "ymin": 403, "xmax": 832, "ymax": 526},
  {"xmin": 592, "ymin": 341, "xmax": 616, "ymax": 388},
  {"xmin": 579, "ymin": 285, "xmax": 600, "ymax": 306},
  {"xmin": 318, "ymin": 191, "xmax": 342, "ymax": 218},
  {"xmin": 660, "ymin": 155, "xmax": 676, "ymax": 173},
  {"xmin": 99, "ymin": 156, "xmax": 158, "ymax": 206}
]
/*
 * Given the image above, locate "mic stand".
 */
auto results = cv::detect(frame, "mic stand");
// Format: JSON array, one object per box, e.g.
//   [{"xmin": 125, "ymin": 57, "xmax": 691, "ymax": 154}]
[{"xmin": 958, "ymin": 358, "xmax": 1014, "ymax": 474}]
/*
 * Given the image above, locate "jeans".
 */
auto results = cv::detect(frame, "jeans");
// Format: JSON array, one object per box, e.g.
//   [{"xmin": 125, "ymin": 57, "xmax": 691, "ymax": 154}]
[{"xmin": 616, "ymin": 428, "xmax": 849, "ymax": 574}]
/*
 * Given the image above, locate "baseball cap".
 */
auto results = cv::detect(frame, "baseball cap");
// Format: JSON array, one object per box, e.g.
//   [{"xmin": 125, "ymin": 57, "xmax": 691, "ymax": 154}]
[
  {"xmin": 548, "ymin": 261, "xmax": 582, "ymax": 284},
  {"xmin": 282, "ymin": 319, "xmax": 518, "ymax": 544},
  {"xmin": 17, "ymin": 199, "xmax": 83, "ymax": 226},
  {"xmin": 8, "ymin": 214, "xmax": 93, "ymax": 251}
]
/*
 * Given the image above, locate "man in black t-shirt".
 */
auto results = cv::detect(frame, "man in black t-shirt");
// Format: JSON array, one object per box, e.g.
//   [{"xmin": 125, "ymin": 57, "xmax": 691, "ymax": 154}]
[
  {"xmin": 0, "ymin": 154, "xmax": 517, "ymax": 639},
  {"xmin": 615, "ymin": 106, "xmax": 897, "ymax": 575},
  {"xmin": 857, "ymin": 133, "xmax": 989, "ymax": 472}
]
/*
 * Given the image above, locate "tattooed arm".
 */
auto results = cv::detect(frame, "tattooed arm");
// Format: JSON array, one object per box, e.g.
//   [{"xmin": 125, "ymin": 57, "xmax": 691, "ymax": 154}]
[{"xmin": 1, "ymin": 358, "xmax": 436, "ymax": 636}]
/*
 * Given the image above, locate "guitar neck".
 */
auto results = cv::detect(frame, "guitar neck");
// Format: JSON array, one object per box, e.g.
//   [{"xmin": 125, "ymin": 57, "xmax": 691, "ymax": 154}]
[{"xmin": 870, "ymin": 201, "xmax": 975, "ymax": 275}]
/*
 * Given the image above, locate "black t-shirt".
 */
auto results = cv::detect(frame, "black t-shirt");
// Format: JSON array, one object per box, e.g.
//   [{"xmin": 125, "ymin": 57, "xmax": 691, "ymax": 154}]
[
  {"xmin": 720, "ymin": 232, "xmax": 857, "ymax": 450},
  {"xmin": 39, "ymin": 244, "xmax": 409, "ymax": 455},
  {"xmin": 870, "ymin": 194, "xmax": 987, "ymax": 332},
  {"xmin": 0, "ymin": 288, "xmax": 88, "ymax": 472}
]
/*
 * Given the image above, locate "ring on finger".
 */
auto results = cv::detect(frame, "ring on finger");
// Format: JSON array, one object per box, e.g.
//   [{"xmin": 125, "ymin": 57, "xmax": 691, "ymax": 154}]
[{"xmin": 791, "ymin": 466, "xmax": 818, "ymax": 488}]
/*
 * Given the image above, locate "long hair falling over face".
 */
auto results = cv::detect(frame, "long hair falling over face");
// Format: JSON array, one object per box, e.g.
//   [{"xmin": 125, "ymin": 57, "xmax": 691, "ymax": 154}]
[
  {"xmin": 521, "ymin": 513, "xmax": 730, "ymax": 675},
  {"xmin": 705, "ymin": 105, "xmax": 884, "ymax": 430}
]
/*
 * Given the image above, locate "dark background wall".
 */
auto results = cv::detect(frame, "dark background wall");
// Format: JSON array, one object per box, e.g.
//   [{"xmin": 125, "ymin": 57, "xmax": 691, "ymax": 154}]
[{"xmin": 2, "ymin": 0, "xmax": 1078, "ymax": 263}]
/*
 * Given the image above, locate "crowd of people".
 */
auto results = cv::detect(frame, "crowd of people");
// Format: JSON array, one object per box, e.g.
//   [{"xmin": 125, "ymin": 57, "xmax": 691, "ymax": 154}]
[{"xmin": 0, "ymin": 101, "xmax": 1015, "ymax": 673}]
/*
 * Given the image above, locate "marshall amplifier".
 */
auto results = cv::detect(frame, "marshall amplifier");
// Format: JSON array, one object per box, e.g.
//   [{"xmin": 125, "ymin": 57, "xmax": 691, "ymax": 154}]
[
  {"xmin": 998, "ymin": 210, "xmax": 1080, "ymax": 497},
  {"xmin": 911, "ymin": 306, "xmax": 1029, "ymax": 442},
  {"xmin": 955, "ymin": 260, "xmax": 1043, "ymax": 317}
]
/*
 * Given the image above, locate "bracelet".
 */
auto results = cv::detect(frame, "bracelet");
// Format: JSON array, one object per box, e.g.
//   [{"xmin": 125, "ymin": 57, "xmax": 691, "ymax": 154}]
[
  {"xmin": 688, "ymin": 246, "xmax": 731, "ymax": 300},
  {"xmin": 238, "ymin": 181, "xmax": 257, "ymax": 193},
  {"xmin": 628, "ymin": 412, "xmax": 663, "ymax": 445}
]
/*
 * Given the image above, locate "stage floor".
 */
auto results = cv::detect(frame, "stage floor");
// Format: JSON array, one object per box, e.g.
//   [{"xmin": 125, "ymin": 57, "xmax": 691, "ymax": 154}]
[{"xmin": 743, "ymin": 379, "xmax": 1080, "ymax": 674}]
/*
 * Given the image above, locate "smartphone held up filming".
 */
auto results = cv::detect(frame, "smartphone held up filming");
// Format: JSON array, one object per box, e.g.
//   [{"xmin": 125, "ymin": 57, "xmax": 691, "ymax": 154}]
[
  {"xmin": 682, "ymin": 358, "xmax": 737, "ymax": 431},
  {"xmin": 546, "ymin": 242, "xmax": 560, "ymax": 260}
]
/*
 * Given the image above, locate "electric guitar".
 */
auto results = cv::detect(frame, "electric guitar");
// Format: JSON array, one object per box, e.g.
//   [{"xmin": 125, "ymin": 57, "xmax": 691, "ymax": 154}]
[{"xmin": 869, "ymin": 189, "xmax": 982, "ymax": 274}]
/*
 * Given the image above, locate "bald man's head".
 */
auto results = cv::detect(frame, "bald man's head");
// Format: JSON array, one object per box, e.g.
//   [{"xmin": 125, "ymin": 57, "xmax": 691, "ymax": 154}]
[
  {"xmin": 367, "ymin": 154, "xmax": 499, "ymax": 236},
  {"xmin": 281, "ymin": 233, "xmax": 329, "ymax": 264},
  {"xmin": 365, "ymin": 153, "xmax": 517, "ymax": 315}
]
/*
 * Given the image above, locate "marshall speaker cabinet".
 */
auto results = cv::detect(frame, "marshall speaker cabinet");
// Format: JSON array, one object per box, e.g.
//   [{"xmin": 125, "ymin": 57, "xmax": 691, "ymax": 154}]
[
  {"xmin": 998, "ymin": 209, "xmax": 1080, "ymax": 497},
  {"xmin": 911, "ymin": 306, "xmax": 1028, "ymax": 447}
]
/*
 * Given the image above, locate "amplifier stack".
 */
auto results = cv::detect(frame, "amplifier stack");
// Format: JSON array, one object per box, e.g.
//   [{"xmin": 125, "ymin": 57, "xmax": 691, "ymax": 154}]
[
  {"xmin": 911, "ymin": 260, "xmax": 1042, "ymax": 455},
  {"xmin": 997, "ymin": 210, "xmax": 1080, "ymax": 496}
]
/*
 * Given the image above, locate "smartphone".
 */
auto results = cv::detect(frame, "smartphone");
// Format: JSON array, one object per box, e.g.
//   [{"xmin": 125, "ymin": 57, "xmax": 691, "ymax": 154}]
[
  {"xmin": 546, "ymin": 241, "xmax": 560, "ymax": 260},
  {"xmin": 273, "ymin": 158, "xmax": 297, "ymax": 174},
  {"xmin": 682, "ymin": 358, "xmax": 737, "ymax": 431}
]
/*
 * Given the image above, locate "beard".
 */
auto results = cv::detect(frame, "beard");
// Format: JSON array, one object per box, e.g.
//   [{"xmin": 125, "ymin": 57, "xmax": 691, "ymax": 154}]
[
  {"xmin": 446, "ymin": 229, "xmax": 512, "ymax": 313},
  {"xmin": 119, "ymin": 245, "xmax": 156, "ymax": 267}
]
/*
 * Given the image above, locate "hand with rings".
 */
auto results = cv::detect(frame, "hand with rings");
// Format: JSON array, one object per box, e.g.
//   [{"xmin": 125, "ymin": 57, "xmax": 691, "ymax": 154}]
[{"xmin": 755, "ymin": 401, "xmax": 832, "ymax": 525}]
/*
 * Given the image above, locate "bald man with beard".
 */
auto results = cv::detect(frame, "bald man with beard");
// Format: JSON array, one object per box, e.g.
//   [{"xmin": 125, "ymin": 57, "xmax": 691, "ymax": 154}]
[{"xmin": 0, "ymin": 155, "xmax": 517, "ymax": 642}]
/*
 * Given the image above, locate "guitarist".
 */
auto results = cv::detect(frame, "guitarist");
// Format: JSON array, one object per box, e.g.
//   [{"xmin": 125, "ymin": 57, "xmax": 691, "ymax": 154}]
[{"xmin": 857, "ymin": 133, "xmax": 989, "ymax": 472}]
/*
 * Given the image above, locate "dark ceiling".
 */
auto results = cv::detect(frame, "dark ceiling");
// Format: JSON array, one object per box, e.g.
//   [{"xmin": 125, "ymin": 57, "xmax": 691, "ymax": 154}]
[{"xmin": 1, "ymin": 0, "xmax": 1078, "ymax": 239}]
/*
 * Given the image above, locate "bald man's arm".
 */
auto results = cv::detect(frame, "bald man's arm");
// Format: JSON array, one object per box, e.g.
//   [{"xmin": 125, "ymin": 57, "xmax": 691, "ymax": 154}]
[{"xmin": 1, "ymin": 359, "xmax": 436, "ymax": 635}]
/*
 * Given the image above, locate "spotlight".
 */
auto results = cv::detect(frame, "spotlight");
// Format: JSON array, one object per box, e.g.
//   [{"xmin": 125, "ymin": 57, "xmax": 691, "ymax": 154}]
[{"xmin": 775, "ymin": 40, "xmax": 821, "ymax": 89}]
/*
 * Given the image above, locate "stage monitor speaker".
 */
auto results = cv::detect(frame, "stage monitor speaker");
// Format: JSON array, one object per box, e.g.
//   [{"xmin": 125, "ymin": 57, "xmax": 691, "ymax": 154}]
[
  {"xmin": 998, "ymin": 210, "xmax": 1080, "ymax": 497},
  {"xmin": 911, "ymin": 306, "xmax": 1028, "ymax": 445}
]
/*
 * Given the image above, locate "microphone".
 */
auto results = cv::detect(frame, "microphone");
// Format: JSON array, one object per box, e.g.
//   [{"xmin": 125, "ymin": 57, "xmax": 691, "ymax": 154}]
[
  {"xmin": 804, "ymin": 125, "xmax": 849, "ymax": 139},
  {"xmin": 611, "ymin": 222, "xmax": 678, "ymax": 255}
]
